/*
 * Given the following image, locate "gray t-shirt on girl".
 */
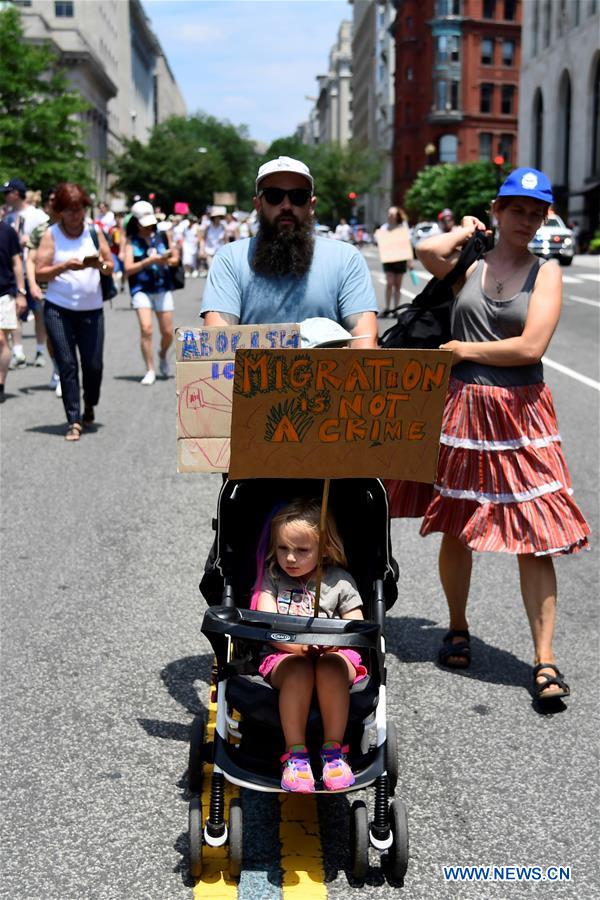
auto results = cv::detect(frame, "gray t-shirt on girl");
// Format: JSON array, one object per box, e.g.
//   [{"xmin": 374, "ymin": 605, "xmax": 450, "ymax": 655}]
[
  {"xmin": 451, "ymin": 257, "xmax": 545, "ymax": 387},
  {"xmin": 260, "ymin": 565, "xmax": 362, "ymax": 618}
]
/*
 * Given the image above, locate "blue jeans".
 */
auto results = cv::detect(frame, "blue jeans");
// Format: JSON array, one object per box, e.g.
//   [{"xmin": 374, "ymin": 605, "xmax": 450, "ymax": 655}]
[{"xmin": 43, "ymin": 301, "xmax": 104, "ymax": 424}]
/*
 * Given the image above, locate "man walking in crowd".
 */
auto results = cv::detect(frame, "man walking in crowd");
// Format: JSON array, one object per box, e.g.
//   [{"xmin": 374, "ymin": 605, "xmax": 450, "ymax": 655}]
[
  {"xmin": 0, "ymin": 219, "xmax": 27, "ymax": 402},
  {"xmin": 437, "ymin": 208, "xmax": 457, "ymax": 234},
  {"xmin": 2, "ymin": 177, "xmax": 49, "ymax": 368},
  {"xmin": 200, "ymin": 156, "xmax": 378, "ymax": 348}
]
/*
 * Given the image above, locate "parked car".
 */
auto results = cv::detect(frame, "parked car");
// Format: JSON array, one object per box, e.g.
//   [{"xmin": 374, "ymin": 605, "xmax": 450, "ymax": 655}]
[
  {"xmin": 411, "ymin": 221, "xmax": 440, "ymax": 248},
  {"xmin": 528, "ymin": 212, "xmax": 575, "ymax": 266}
]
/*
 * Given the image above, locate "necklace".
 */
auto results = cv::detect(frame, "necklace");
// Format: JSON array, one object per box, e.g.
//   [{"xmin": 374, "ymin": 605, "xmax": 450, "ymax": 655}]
[{"xmin": 494, "ymin": 277, "xmax": 504, "ymax": 296}]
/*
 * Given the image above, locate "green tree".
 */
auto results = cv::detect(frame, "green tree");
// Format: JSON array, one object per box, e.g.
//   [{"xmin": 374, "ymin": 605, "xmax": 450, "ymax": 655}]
[
  {"xmin": 0, "ymin": 6, "xmax": 91, "ymax": 190},
  {"xmin": 404, "ymin": 161, "xmax": 507, "ymax": 224},
  {"xmin": 110, "ymin": 114, "xmax": 259, "ymax": 213},
  {"xmin": 262, "ymin": 138, "xmax": 383, "ymax": 225}
]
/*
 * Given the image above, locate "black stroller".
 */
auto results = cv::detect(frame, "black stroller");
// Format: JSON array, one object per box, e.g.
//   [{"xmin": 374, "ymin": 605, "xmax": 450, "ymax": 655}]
[{"xmin": 188, "ymin": 476, "xmax": 409, "ymax": 882}]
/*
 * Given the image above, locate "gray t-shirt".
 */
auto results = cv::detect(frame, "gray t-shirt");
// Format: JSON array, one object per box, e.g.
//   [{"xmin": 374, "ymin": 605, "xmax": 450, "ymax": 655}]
[
  {"xmin": 260, "ymin": 565, "xmax": 362, "ymax": 618},
  {"xmin": 451, "ymin": 257, "xmax": 545, "ymax": 387}
]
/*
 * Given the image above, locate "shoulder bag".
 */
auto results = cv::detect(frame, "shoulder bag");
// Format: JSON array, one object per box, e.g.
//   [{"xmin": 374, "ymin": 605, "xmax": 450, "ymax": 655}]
[
  {"xmin": 379, "ymin": 230, "xmax": 491, "ymax": 349},
  {"xmin": 89, "ymin": 226, "xmax": 118, "ymax": 302}
]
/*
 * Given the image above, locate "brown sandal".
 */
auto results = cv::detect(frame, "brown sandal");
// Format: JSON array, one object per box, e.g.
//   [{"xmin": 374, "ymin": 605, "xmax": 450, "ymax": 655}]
[{"xmin": 65, "ymin": 423, "xmax": 82, "ymax": 442}]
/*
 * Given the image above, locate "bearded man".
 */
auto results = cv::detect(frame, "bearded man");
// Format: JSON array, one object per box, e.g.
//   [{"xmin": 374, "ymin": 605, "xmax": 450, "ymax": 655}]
[{"xmin": 200, "ymin": 157, "xmax": 378, "ymax": 349}]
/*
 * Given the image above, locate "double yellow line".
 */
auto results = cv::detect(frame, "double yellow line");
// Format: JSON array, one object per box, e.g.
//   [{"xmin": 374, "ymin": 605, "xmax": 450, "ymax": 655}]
[{"xmin": 193, "ymin": 696, "xmax": 327, "ymax": 898}]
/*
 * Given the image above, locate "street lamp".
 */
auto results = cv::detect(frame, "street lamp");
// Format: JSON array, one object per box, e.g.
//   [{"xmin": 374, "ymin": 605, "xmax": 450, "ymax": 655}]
[{"xmin": 425, "ymin": 143, "xmax": 436, "ymax": 166}]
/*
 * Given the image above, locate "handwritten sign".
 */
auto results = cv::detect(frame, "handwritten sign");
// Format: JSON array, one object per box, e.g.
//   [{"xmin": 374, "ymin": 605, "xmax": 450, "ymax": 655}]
[
  {"xmin": 175, "ymin": 324, "xmax": 300, "ymax": 472},
  {"xmin": 229, "ymin": 348, "xmax": 451, "ymax": 482},
  {"xmin": 375, "ymin": 225, "xmax": 413, "ymax": 264}
]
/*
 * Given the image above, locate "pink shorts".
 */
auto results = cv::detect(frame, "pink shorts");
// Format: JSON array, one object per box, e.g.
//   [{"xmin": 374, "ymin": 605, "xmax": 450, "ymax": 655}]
[{"xmin": 258, "ymin": 648, "xmax": 367, "ymax": 684}]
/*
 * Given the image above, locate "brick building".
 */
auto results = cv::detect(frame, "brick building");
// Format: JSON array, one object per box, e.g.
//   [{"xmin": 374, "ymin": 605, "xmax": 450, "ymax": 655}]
[{"xmin": 392, "ymin": 0, "xmax": 521, "ymax": 209}]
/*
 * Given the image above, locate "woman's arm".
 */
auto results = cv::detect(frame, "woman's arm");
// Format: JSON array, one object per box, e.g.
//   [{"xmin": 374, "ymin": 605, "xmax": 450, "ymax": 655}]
[
  {"xmin": 26, "ymin": 247, "xmax": 43, "ymax": 301},
  {"xmin": 417, "ymin": 216, "xmax": 486, "ymax": 279},
  {"xmin": 124, "ymin": 239, "xmax": 166, "ymax": 276},
  {"xmin": 35, "ymin": 228, "xmax": 85, "ymax": 280},
  {"xmin": 342, "ymin": 311, "xmax": 378, "ymax": 349},
  {"xmin": 441, "ymin": 261, "xmax": 562, "ymax": 367},
  {"xmin": 164, "ymin": 230, "xmax": 180, "ymax": 267}
]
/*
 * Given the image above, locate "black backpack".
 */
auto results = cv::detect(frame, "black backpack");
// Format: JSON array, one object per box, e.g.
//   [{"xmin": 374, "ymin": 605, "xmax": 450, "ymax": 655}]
[{"xmin": 378, "ymin": 231, "xmax": 490, "ymax": 349}]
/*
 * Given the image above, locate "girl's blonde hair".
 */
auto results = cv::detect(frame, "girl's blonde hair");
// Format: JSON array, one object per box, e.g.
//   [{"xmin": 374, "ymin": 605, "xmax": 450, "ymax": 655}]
[{"xmin": 267, "ymin": 498, "xmax": 347, "ymax": 570}]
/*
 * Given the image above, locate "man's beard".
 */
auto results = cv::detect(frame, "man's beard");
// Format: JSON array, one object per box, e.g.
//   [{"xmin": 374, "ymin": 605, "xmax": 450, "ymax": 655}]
[{"xmin": 252, "ymin": 210, "xmax": 315, "ymax": 277}]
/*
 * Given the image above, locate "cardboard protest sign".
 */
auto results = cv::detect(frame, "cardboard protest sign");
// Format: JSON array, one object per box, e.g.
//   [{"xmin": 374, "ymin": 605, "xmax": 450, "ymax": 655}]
[
  {"xmin": 375, "ymin": 225, "xmax": 413, "ymax": 264},
  {"xmin": 175, "ymin": 324, "xmax": 300, "ymax": 472},
  {"xmin": 213, "ymin": 192, "xmax": 237, "ymax": 207},
  {"xmin": 229, "ymin": 348, "xmax": 451, "ymax": 482}
]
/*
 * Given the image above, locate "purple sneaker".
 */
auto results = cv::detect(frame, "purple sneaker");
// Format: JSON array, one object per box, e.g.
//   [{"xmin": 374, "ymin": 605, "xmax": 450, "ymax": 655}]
[
  {"xmin": 321, "ymin": 742, "xmax": 355, "ymax": 791},
  {"xmin": 280, "ymin": 745, "xmax": 315, "ymax": 793}
]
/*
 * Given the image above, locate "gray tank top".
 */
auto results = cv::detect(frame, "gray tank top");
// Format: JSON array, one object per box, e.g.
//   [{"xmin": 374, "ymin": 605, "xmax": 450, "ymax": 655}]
[{"xmin": 451, "ymin": 257, "xmax": 545, "ymax": 387}]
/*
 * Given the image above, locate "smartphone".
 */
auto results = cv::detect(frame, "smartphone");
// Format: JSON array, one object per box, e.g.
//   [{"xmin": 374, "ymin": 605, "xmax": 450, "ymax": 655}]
[{"xmin": 82, "ymin": 255, "xmax": 100, "ymax": 266}]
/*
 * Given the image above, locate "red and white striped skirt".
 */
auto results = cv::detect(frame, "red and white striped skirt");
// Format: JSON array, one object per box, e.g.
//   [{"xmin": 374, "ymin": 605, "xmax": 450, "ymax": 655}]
[{"xmin": 385, "ymin": 377, "xmax": 590, "ymax": 556}]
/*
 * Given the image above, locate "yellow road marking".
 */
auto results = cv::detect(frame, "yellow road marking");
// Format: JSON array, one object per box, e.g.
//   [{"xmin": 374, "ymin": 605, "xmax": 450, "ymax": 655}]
[
  {"xmin": 280, "ymin": 794, "xmax": 327, "ymax": 898},
  {"xmin": 193, "ymin": 694, "xmax": 239, "ymax": 898}
]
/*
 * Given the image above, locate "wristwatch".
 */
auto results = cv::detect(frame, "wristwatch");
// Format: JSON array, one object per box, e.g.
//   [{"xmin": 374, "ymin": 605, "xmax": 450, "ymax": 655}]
[
  {"xmin": 100, "ymin": 263, "xmax": 109, "ymax": 274},
  {"xmin": 17, "ymin": 287, "xmax": 26, "ymax": 295}
]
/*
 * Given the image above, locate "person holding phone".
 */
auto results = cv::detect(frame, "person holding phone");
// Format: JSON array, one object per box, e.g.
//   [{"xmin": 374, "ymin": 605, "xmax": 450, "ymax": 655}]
[
  {"xmin": 35, "ymin": 183, "xmax": 113, "ymax": 441},
  {"xmin": 124, "ymin": 201, "xmax": 179, "ymax": 385}
]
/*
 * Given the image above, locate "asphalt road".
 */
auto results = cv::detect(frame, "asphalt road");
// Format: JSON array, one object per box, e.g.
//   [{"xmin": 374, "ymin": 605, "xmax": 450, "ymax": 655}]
[{"xmin": 1, "ymin": 252, "xmax": 598, "ymax": 900}]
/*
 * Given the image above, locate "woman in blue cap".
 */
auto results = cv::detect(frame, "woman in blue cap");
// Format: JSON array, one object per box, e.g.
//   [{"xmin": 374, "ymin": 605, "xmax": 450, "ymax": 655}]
[{"xmin": 407, "ymin": 167, "xmax": 590, "ymax": 703}]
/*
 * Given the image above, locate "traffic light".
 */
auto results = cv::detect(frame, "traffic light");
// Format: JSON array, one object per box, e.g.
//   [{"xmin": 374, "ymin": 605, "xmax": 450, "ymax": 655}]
[
  {"xmin": 149, "ymin": 192, "xmax": 156, "ymax": 201},
  {"xmin": 493, "ymin": 155, "xmax": 504, "ymax": 167},
  {"xmin": 348, "ymin": 191, "xmax": 357, "ymax": 200}
]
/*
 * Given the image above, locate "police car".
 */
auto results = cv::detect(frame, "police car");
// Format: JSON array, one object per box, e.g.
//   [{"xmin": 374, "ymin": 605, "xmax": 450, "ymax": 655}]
[{"xmin": 528, "ymin": 212, "xmax": 575, "ymax": 266}]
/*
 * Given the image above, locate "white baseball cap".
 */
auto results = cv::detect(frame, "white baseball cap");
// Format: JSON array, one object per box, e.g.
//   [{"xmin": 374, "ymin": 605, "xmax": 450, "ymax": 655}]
[
  {"xmin": 255, "ymin": 156, "xmax": 314, "ymax": 193},
  {"xmin": 130, "ymin": 200, "xmax": 157, "ymax": 227},
  {"xmin": 209, "ymin": 205, "xmax": 227, "ymax": 218}
]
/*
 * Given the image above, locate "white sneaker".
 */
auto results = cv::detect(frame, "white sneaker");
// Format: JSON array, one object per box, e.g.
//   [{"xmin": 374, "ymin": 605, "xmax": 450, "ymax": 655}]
[
  {"xmin": 49, "ymin": 371, "xmax": 60, "ymax": 389},
  {"xmin": 191, "ymin": 270, "xmax": 199, "ymax": 278},
  {"xmin": 35, "ymin": 352, "xmax": 46, "ymax": 367},
  {"xmin": 55, "ymin": 381, "xmax": 62, "ymax": 398},
  {"xmin": 158, "ymin": 355, "xmax": 171, "ymax": 378},
  {"xmin": 9, "ymin": 352, "xmax": 27, "ymax": 370},
  {"xmin": 141, "ymin": 370, "xmax": 156, "ymax": 385}
]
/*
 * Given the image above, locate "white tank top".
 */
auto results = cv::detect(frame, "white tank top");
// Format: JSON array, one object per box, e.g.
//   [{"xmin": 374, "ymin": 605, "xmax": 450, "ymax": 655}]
[{"xmin": 45, "ymin": 223, "xmax": 103, "ymax": 311}]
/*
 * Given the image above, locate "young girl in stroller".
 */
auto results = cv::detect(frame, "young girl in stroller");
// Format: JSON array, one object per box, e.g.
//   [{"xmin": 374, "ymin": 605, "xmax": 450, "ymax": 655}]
[{"xmin": 254, "ymin": 498, "xmax": 368, "ymax": 794}]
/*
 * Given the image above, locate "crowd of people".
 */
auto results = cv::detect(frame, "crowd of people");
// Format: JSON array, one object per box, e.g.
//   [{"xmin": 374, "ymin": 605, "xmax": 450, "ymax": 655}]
[{"xmin": 2, "ymin": 157, "xmax": 591, "ymax": 740}]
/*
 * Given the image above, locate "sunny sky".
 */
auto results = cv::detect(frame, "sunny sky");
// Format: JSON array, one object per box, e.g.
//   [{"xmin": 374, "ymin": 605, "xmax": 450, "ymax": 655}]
[{"xmin": 143, "ymin": 0, "xmax": 351, "ymax": 146}]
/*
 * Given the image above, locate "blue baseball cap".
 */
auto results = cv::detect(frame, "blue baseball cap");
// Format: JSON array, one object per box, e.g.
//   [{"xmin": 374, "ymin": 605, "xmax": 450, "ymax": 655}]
[{"xmin": 498, "ymin": 167, "xmax": 553, "ymax": 205}]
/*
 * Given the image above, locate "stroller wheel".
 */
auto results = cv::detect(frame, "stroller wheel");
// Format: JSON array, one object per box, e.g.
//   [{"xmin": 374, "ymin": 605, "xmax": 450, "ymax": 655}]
[
  {"xmin": 385, "ymin": 721, "xmax": 399, "ymax": 796},
  {"xmin": 188, "ymin": 715, "xmax": 205, "ymax": 794},
  {"xmin": 188, "ymin": 796, "xmax": 203, "ymax": 878},
  {"xmin": 228, "ymin": 797, "xmax": 243, "ymax": 879},
  {"xmin": 349, "ymin": 799, "xmax": 369, "ymax": 880},
  {"xmin": 385, "ymin": 798, "xmax": 409, "ymax": 883}
]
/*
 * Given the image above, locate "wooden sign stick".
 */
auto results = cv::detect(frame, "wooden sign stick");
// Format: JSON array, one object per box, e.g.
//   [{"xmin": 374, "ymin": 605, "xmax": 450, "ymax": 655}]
[{"xmin": 313, "ymin": 478, "xmax": 330, "ymax": 619}]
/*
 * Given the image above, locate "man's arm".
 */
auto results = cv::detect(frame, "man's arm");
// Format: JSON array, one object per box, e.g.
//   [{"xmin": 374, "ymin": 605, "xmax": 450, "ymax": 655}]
[
  {"xmin": 342, "ymin": 311, "xmax": 378, "ymax": 349},
  {"xmin": 12, "ymin": 253, "xmax": 27, "ymax": 317},
  {"xmin": 203, "ymin": 311, "xmax": 240, "ymax": 326}
]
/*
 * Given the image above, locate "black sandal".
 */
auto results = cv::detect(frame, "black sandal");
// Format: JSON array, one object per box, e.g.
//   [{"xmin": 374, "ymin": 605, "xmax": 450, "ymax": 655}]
[
  {"xmin": 532, "ymin": 663, "xmax": 570, "ymax": 701},
  {"xmin": 82, "ymin": 406, "xmax": 95, "ymax": 428},
  {"xmin": 438, "ymin": 629, "xmax": 471, "ymax": 669}
]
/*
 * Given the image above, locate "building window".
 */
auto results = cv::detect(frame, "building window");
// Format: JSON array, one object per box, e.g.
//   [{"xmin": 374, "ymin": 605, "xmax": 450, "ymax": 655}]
[
  {"xmin": 592, "ymin": 57, "xmax": 600, "ymax": 176},
  {"xmin": 480, "ymin": 83, "xmax": 494, "ymax": 113},
  {"xmin": 501, "ymin": 84, "xmax": 515, "ymax": 114},
  {"xmin": 449, "ymin": 35, "xmax": 460, "ymax": 62},
  {"xmin": 439, "ymin": 134, "xmax": 458, "ymax": 162},
  {"xmin": 573, "ymin": 0, "xmax": 580, "ymax": 26},
  {"xmin": 533, "ymin": 89, "xmax": 544, "ymax": 169},
  {"xmin": 543, "ymin": 1, "xmax": 552, "ymax": 47},
  {"xmin": 435, "ymin": 0, "xmax": 461, "ymax": 14},
  {"xmin": 590, "ymin": 0, "xmax": 598, "ymax": 15},
  {"xmin": 499, "ymin": 134, "xmax": 513, "ymax": 164},
  {"xmin": 436, "ymin": 79, "xmax": 448, "ymax": 110},
  {"xmin": 55, "ymin": 1, "xmax": 74, "ymax": 15},
  {"xmin": 481, "ymin": 38, "xmax": 494, "ymax": 65},
  {"xmin": 406, "ymin": 66, "xmax": 414, "ymax": 81},
  {"xmin": 503, "ymin": 0, "xmax": 516, "ymax": 19},
  {"xmin": 502, "ymin": 40, "xmax": 515, "ymax": 66},
  {"xmin": 557, "ymin": 0, "xmax": 567, "ymax": 35},
  {"xmin": 436, "ymin": 35, "xmax": 448, "ymax": 63},
  {"xmin": 479, "ymin": 132, "xmax": 493, "ymax": 160},
  {"xmin": 559, "ymin": 71, "xmax": 572, "ymax": 185},
  {"xmin": 406, "ymin": 16, "xmax": 413, "ymax": 30},
  {"xmin": 533, "ymin": 0, "xmax": 540, "ymax": 55},
  {"xmin": 450, "ymin": 80, "xmax": 460, "ymax": 109},
  {"xmin": 483, "ymin": 0, "xmax": 496, "ymax": 19},
  {"xmin": 405, "ymin": 103, "xmax": 412, "ymax": 124}
]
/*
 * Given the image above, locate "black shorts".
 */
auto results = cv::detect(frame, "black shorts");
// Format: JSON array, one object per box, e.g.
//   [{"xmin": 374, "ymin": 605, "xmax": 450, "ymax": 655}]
[{"xmin": 383, "ymin": 261, "xmax": 407, "ymax": 274}]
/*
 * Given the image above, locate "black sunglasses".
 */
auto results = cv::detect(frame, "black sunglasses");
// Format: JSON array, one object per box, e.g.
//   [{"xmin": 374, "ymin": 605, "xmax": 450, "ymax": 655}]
[{"xmin": 258, "ymin": 187, "xmax": 312, "ymax": 207}]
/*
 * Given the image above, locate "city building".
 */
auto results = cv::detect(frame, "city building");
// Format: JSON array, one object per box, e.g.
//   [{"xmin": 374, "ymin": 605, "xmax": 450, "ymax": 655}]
[
  {"xmin": 13, "ymin": 0, "xmax": 185, "ymax": 196},
  {"xmin": 351, "ymin": 0, "xmax": 396, "ymax": 230},
  {"xmin": 391, "ymin": 0, "xmax": 521, "ymax": 211},
  {"xmin": 518, "ymin": 0, "xmax": 600, "ymax": 240},
  {"xmin": 314, "ymin": 20, "xmax": 353, "ymax": 146}
]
